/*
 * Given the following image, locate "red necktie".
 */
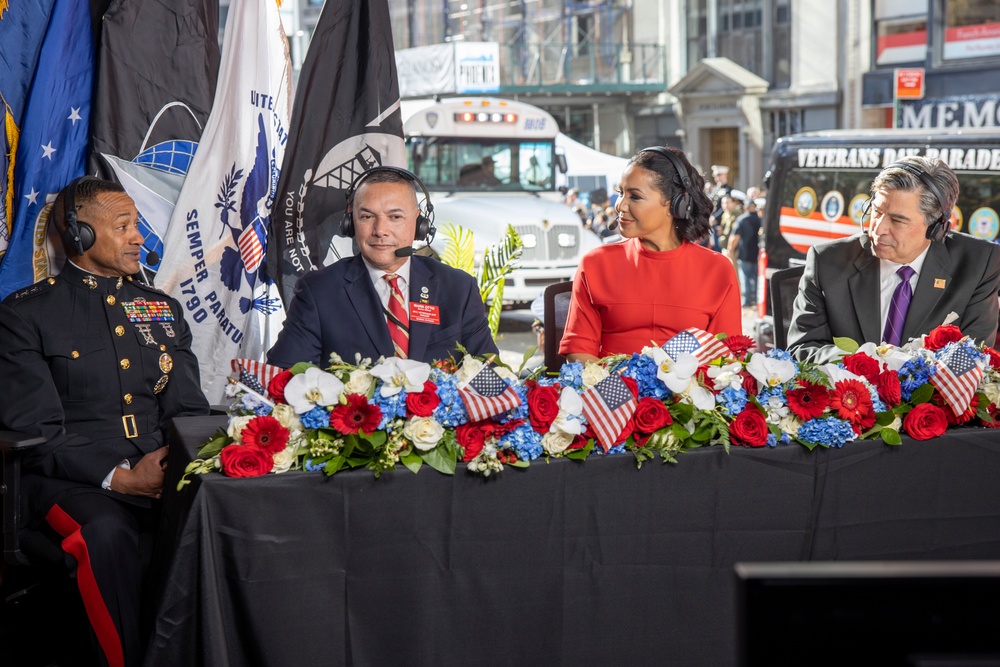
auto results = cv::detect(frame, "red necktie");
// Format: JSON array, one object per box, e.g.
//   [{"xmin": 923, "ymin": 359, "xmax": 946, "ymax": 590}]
[{"xmin": 383, "ymin": 273, "xmax": 409, "ymax": 358}]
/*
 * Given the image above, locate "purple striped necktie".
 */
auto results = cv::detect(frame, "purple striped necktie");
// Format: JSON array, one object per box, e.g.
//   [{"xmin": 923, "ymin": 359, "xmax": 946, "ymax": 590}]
[{"xmin": 883, "ymin": 265, "xmax": 915, "ymax": 346}]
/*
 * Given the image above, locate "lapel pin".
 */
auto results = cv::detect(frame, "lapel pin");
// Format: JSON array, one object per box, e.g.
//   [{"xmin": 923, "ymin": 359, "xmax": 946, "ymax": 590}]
[{"xmin": 933, "ymin": 278, "xmax": 946, "ymax": 289}]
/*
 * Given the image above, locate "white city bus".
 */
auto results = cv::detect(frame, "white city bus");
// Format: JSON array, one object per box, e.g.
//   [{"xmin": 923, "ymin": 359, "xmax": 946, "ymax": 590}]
[{"xmin": 403, "ymin": 97, "xmax": 601, "ymax": 304}]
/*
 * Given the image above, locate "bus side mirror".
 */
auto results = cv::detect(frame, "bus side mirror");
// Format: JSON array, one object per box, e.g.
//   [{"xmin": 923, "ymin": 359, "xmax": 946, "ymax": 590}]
[{"xmin": 555, "ymin": 153, "xmax": 567, "ymax": 174}]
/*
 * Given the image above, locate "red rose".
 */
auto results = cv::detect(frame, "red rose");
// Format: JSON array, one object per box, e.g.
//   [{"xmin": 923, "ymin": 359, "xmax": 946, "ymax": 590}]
[
  {"xmin": 741, "ymin": 371, "xmax": 759, "ymax": 396},
  {"xmin": 925, "ymin": 324, "xmax": 963, "ymax": 351},
  {"xmin": 405, "ymin": 380, "xmax": 441, "ymax": 417},
  {"xmin": 567, "ymin": 433, "xmax": 589, "ymax": 450},
  {"xmin": 985, "ymin": 347, "xmax": 1000, "ymax": 370},
  {"xmin": 902, "ymin": 403, "xmax": 949, "ymax": 440},
  {"xmin": 786, "ymin": 381, "xmax": 830, "ymax": 420},
  {"xmin": 456, "ymin": 421, "xmax": 488, "ymax": 461},
  {"xmin": 875, "ymin": 370, "xmax": 901, "ymax": 408},
  {"xmin": 219, "ymin": 444, "xmax": 274, "ymax": 477},
  {"xmin": 330, "ymin": 394, "xmax": 383, "ymax": 434},
  {"xmin": 241, "ymin": 415, "xmax": 290, "ymax": 453},
  {"xmin": 267, "ymin": 370, "xmax": 293, "ymax": 403},
  {"xmin": 526, "ymin": 381, "xmax": 561, "ymax": 434},
  {"xmin": 842, "ymin": 352, "xmax": 881, "ymax": 384},
  {"xmin": 633, "ymin": 397, "xmax": 672, "ymax": 436},
  {"xmin": 723, "ymin": 334, "xmax": 756, "ymax": 360},
  {"xmin": 730, "ymin": 407, "xmax": 769, "ymax": 448}
]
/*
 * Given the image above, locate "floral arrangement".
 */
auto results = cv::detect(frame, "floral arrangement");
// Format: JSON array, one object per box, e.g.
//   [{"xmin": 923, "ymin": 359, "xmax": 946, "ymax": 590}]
[{"xmin": 179, "ymin": 324, "xmax": 1000, "ymax": 488}]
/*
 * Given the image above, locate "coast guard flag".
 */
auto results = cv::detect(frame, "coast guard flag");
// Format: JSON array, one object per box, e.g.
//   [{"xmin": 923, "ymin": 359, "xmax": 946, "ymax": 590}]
[
  {"xmin": 269, "ymin": 0, "xmax": 405, "ymax": 305},
  {"xmin": 581, "ymin": 372, "xmax": 637, "ymax": 452},
  {"xmin": 0, "ymin": 0, "xmax": 92, "ymax": 299},
  {"xmin": 459, "ymin": 365, "xmax": 522, "ymax": 421},
  {"xmin": 930, "ymin": 345, "xmax": 984, "ymax": 416},
  {"xmin": 154, "ymin": 0, "xmax": 291, "ymax": 403},
  {"xmin": 662, "ymin": 328, "xmax": 729, "ymax": 365}
]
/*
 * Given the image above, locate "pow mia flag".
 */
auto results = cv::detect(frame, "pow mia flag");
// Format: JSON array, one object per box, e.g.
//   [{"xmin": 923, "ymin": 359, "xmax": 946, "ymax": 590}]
[{"xmin": 269, "ymin": 0, "xmax": 405, "ymax": 306}]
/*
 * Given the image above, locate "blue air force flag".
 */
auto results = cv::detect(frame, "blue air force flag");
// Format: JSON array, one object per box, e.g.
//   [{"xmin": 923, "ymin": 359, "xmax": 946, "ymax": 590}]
[
  {"xmin": 0, "ymin": 0, "xmax": 92, "ymax": 299},
  {"xmin": 154, "ymin": 0, "xmax": 291, "ymax": 402}
]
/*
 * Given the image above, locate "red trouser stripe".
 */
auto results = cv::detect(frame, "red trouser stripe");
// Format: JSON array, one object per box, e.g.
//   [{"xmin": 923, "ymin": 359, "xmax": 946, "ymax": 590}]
[{"xmin": 46, "ymin": 503, "xmax": 125, "ymax": 667}]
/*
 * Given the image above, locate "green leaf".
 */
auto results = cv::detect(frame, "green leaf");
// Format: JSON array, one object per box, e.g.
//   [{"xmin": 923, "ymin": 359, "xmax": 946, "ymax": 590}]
[
  {"xmin": 400, "ymin": 451, "xmax": 422, "ymax": 474},
  {"xmin": 875, "ymin": 411, "xmax": 897, "ymax": 426},
  {"xmin": 324, "ymin": 455, "xmax": 347, "ymax": 476},
  {"xmin": 880, "ymin": 428, "xmax": 902, "ymax": 445},
  {"xmin": 437, "ymin": 223, "xmax": 477, "ymax": 275},
  {"xmin": 506, "ymin": 459, "xmax": 530, "ymax": 468},
  {"xmin": 909, "ymin": 383, "xmax": 935, "ymax": 404},
  {"xmin": 418, "ymin": 445, "xmax": 457, "ymax": 475},
  {"xmin": 197, "ymin": 430, "xmax": 231, "ymax": 458},
  {"xmin": 476, "ymin": 225, "xmax": 524, "ymax": 340},
  {"xmin": 565, "ymin": 439, "xmax": 595, "ymax": 460},
  {"xmin": 833, "ymin": 337, "xmax": 860, "ymax": 354},
  {"xmin": 289, "ymin": 361, "xmax": 315, "ymax": 375}
]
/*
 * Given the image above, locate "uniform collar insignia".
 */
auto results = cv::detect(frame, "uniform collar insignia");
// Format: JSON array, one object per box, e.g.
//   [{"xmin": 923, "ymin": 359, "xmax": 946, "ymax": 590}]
[{"xmin": 83, "ymin": 275, "xmax": 97, "ymax": 289}]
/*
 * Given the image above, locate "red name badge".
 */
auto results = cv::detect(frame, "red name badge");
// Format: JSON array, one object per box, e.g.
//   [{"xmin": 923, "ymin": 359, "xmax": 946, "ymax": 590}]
[{"xmin": 410, "ymin": 302, "xmax": 440, "ymax": 325}]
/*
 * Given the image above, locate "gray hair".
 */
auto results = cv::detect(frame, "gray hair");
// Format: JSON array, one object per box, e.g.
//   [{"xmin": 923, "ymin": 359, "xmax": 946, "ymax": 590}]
[{"xmin": 870, "ymin": 156, "xmax": 958, "ymax": 226}]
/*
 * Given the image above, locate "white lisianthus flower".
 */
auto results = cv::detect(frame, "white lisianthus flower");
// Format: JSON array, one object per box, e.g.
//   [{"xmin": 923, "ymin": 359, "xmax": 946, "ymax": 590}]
[
  {"xmin": 746, "ymin": 354, "xmax": 796, "ymax": 388},
  {"xmin": 269, "ymin": 403, "xmax": 303, "ymax": 432},
  {"xmin": 778, "ymin": 414, "xmax": 801, "ymax": 437},
  {"xmin": 707, "ymin": 361, "xmax": 744, "ymax": 391},
  {"xmin": 271, "ymin": 446, "xmax": 297, "ymax": 474},
  {"xmin": 402, "ymin": 416, "xmax": 444, "ymax": 451},
  {"xmin": 649, "ymin": 347, "xmax": 699, "ymax": 393},
  {"xmin": 227, "ymin": 415, "xmax": 254, "ymax": 442},
  {"xmin": 284, "ymin": 367, "xmax": 345, "ymax": 414},
  {"xmin": 454, "ymin": 355, "xmax": 485, "ymax": 385},
  {"xmin": 764, "ymin": 395, "xmax": 789, "ymax": 424},
  {"xmin": 541, "ymin": 429, "xmax": 575, "ymax": 455},
  {"xmin": 370, "ymin": 357, "xmax": 431, "ymax": 397},
  {"xmin": 344, "ymin": 368, "xmax": 375, "ymax": 396},
  {"xmin": 580, "ymin": 362, "xmax": 609, "ymax": 390}
]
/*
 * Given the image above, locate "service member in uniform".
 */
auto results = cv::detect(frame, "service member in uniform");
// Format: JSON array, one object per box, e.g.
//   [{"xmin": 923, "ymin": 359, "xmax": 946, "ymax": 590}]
[{"xmin": 0, "ymin": 177, "xmax": 210, "ymax": 667}]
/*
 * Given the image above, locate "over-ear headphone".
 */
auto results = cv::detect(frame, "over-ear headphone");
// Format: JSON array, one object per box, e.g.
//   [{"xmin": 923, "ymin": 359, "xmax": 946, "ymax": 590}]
[
  {"xmin": 886, "ymin": 161, "xmax": 952, "ymax": 243},
  {"xmin": 340, "ymin": 166, "xmax": 436, "ymax": 243},
  {"xmin": 61, "ymin": 176, "xmax": 97, "ymax": 255},
  {"xmin": 639, "ymin": 146, "xmax": 693, "ymax": 220}
]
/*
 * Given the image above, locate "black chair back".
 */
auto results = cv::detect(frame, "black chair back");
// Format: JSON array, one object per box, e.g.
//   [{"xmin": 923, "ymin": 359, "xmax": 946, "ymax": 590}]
[
  {"xmin": 769, "ymin": 265, "xmax": 805, "ymax": 351},
  {"xmin": 543, "ymin": 281, "xmax": 574, "ymax": 373}
]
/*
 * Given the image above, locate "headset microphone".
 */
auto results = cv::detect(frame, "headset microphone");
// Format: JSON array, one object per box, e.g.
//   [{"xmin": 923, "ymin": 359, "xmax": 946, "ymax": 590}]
[
  {"xmin": 608, "ymin": 216, "xmax": 619, "ymax": 231},
  {"xmin": 144, "ymin": 247, "xmax": 160, "ymax": 266},
  {"xmin": 394, "ymin": 246, "xmax": 415, "ymax": 258}
]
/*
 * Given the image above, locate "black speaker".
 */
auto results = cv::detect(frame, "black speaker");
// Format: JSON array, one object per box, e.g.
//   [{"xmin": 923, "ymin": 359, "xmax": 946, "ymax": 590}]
[
  {"xmin": 340, "ymin": 166, "xmax": 436, "ymax": 243},
  {"xmin": 639, "ymin": 146, "xmax": 693, "ymax": 220},
  {"xmin": 61, "ymin": 176, "xmax": 97, "ymax": 255},
  {"xmin": 886, "ymin": 161, "xmax": 952, "ymax": 243}
]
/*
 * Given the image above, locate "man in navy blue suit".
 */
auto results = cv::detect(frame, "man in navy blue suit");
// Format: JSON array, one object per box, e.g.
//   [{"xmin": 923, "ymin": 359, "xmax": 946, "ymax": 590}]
[{"xmin": 267, "ymin": 167, "xmax": 499, "ymax": 367}]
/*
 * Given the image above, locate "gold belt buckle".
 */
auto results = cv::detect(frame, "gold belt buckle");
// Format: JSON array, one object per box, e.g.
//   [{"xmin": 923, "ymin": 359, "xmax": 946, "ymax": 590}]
[{"xmin": 122, "ymin": 414, "xmax": 138, "ymax": 439}]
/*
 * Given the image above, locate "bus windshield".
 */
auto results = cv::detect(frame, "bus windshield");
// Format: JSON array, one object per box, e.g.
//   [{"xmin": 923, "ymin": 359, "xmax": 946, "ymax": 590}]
[{"xmin": 407, "ymin": 137, "xmax": 555, "ymax": 192}]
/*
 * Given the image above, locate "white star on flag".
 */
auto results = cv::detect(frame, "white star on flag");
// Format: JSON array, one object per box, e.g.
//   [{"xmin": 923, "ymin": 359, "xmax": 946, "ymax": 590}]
[
  {"xmin": 41, "ymin": 142, "xmax": 57, "ymax": 159},
  {"xmin": 458, "ymin": 365, "xmax": 522, "ymax": 421},
  {"xmin": 68, "ymin": 107, "xmax": 82, "ymax": 124},
  {"xmin": 24, "ymin": 188, "xmax": 40, "ymax": 205}
]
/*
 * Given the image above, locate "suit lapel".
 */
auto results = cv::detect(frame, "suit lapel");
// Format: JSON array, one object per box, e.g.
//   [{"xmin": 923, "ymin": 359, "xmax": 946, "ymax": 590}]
[
  {"xmin": 344, "ymin": 256, "xmax": 394, "ymax": 358},
  {"xmin": 848, "ymin": 238, "xmax": 883, "ymax": 345},
  {"xmin": 904, "ymin": 242, "xmax": 951, "ymax": 343},
  {"xmin": 406, "ymin": 258, "xmax": 438, "ymax": 362}
]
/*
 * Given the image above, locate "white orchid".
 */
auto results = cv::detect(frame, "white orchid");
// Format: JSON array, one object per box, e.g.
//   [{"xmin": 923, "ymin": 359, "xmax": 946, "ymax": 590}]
[
  {"xmin": 685, "ymin": 384, "xmax": 717, "ymax": 411},
  {"xmin": 284, "ymin": 367, "xmax": 345, "ymax": 414},
  {"xmin": 707, "ymin": 361, "xmax": 745, "ymax": 391},
  {"xmin": 648, "ymin": 347, "xmax": 700, "ymax": 393},
  {"xmin": 746, "ymin": 354, "xmax": 796, "ymax": 388},
  {"xmin": 858, "ymin": 341, "xmax": 909, "ymax": 372},
  {"xmin": 370, "ymin": 357, "xmax": 431, "ymax": 397},
  {"xmin": 819, "ymin": 363, "xmax": 864, "ymax": 385}
]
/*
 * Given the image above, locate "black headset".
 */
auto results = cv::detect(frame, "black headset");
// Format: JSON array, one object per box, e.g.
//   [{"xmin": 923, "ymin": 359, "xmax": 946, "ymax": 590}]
[
  {"xmin": 61, "ymin": 176, "xmax": 97, "ymax": 255},
  {"xmin": 639, "ymin": 146, "xmax": 693, "ymax": 220},
  {"xmin": 340, "ymin": 166, "xmax": 436, "ymax": 243},
  {"xmin": 877, "ymin": 161, "xmax": 953, "ymax": 243}
]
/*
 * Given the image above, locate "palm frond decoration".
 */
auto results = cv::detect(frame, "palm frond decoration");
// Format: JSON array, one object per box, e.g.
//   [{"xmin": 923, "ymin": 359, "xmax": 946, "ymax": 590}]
[
  {"xmin": 477, "ymin": 225, "xmax": 523, "ymax": 339},
  {"xmin": 436, "ymin": 223, "xmax": 476, "ymax": 275}
]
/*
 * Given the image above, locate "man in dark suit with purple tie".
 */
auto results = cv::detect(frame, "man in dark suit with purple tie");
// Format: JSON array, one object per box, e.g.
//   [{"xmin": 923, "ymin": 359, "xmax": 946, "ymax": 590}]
[{"xmin": 267, "ymin": 167, "xmax": 498, "ymax": 367}]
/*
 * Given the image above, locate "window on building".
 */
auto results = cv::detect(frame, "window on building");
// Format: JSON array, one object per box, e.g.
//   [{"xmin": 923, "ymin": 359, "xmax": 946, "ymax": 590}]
[
  {"xmin": 942, "ymin": 0, "xmax": 1000, "ymax": 61},
  {"xmin": 772, "ymin": 0, "xmax": 791, "ymax": 88},
  {"xmin": 687, "ymin": 0, "xmax": 708, "ymax": 67},
  {"xmin": 716, "ymin": 0, "xmax": 763, "ymax": 79},
  {"xmin": 770, "ymin": 109, "xmax": 803, "ymax": 138},
  {"xmin": 874, "ymin": 0, "xmax": 928, "ymax": 66}
]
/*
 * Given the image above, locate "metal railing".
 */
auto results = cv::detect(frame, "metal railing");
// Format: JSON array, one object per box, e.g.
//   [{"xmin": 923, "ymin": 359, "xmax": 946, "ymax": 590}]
[{"xmin": 498, "ymin": 42, "xmax": 666, "ymax": 93}]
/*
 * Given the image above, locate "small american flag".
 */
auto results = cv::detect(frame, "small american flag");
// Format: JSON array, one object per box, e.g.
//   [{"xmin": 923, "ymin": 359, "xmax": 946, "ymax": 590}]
[
  {"xmin": 581, "ymin": 372, "xmax": 637, "ymax": 452},
  {"xmin": 237, "ymin": 364, "xmax": 267, "ymax": 396},
  {"xmin": 231, "ymin": 358, "xmax": 285, "ymax": 391},
  {"xmin": 238, "ymin": 221, "xmax": 265, "ymax": 273},
  {"xmin": 458, "ymin": 365, "xmax": 522, "ymax": 421},
  {"xmin": 662, "ymin": 328, "xmax": 729, "ymax": 365},
  {"xmin": 930, "ymin": 345, "xmax": 984, "ymax": 416}
]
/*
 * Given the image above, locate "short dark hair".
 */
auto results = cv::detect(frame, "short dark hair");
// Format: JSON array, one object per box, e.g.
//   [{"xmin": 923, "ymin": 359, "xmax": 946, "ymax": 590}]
[
  {"xmin": 354, "ymin": 169, "xmax": 419, "ymax": 201},
  {"xmin": 51, "ymin": 177, "xmax": 125, "ymax": 230},
  {"xmin": 628, "ymin": 146, "xmax": 714, "ymax": 244}
]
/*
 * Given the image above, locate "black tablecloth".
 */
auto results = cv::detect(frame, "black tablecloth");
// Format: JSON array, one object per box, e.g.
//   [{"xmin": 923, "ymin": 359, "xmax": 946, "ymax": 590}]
[{"xmin": 143, "ymin": 416, "xmax": 1000, "ymax": 667}]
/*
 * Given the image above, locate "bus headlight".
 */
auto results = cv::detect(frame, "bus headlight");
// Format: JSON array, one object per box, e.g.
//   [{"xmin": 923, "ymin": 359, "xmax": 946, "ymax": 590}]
[
  {"xmin": 521, "ymin": 234, "xmax": 537, "ymax": 248},
  {"xmin": 557, "ymin": 233, "xmax": 577, "ymax": 247}
]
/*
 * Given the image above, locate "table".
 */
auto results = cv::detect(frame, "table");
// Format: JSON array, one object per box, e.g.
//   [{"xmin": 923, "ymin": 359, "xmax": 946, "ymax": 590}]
[{"xmin": 143, "ymin": 416, "xmax": 1000, "ymax": 666}]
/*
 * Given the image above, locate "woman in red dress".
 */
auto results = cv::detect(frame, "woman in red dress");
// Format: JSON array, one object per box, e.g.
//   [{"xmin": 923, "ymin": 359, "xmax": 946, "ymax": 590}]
[{"xmin": 559, "ymin": 146, "xmax": 742, "ymax": 363}]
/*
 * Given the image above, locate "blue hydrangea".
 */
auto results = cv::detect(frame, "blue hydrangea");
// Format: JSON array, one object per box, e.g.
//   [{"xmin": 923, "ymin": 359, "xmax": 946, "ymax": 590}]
[
  {"xmin": 301, "ymin": 407, "xmax": 329, "ymax": 429},
  {"xmin": 557, "ymin": 362, "xmax": 584, "ymax": 392},
  {"xmin": 756, "ymin": 385, "xmax": 787, "ymax": 406},
  {"xmin": 766, "ymin": 433, "xmax": 778, "ymax": 448},
  {"xmin": 371, "ymin": 389, "xmax": 407, "ymax": 430},
  {"xmin": 765, "ymin": 348, "xmax": 794, "ymax": 363},
  {"xmin": 238, "ymin": 393, "xmax": 272, "ymax": 416},
  {"xmin": 619, "ymin": 353, "xmax": 670, "ymax": 400},
  {"xmin": 499, "ymin": 422, "xmax": 543, "ymax": 461},
  {"xmin": 897, "ymin": 356, "xmax": 934, "ymax": 401},
  {"xmin": 796, "ymin": 417, "xmax": 856, "ymax": 448},
  {"xmin": 591, "ymin": 442, "xmax": 626, "ymax": 455},
  {"xmin": 431, "ymin": 371, "xmax": 470, "ymax": 427},
  {"xmin": 868, "ymin": 384, "xmax": 888, "ymax": 413},
  {"xmin": 303, "ymin": 458, "xmax": 325, "ymax": 472},
  {"xmin": 503, "ymin": 380, "xmax": 530, "ymax": 422},
  {"xmin": 717, "ymin": 386, "xmax": 748, "ymax": 416}
]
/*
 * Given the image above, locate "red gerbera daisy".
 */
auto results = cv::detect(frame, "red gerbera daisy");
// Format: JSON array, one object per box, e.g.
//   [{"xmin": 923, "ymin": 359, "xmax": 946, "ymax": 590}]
[
  {"xmin": 786, "ymin": 381, "xmax": 831, "ymax": 420},
  {"xmin": 830, "ymin": 379, "xmax": 876, "ymax": 429},
  {"xmin": 241, "ymin": 415, "xmax": 290, "ymax": 454},
  {"xmin": 723, "ymin": 334, "xmax": 756, "ymax": 360},
  {"xmin": 933, "ymin": 392, "xmax": 978, "ymax": 426},
  {"xmin": 330, "ymin": 394, "xmax": 383, "ymax": 434}
]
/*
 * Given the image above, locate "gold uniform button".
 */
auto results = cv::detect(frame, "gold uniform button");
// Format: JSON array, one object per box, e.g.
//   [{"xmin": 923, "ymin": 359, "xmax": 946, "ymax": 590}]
[
  {"xmin": 123, "ymin": 393, "xmax": 133, "ymax": 405},
  {"xmin": 47, "ymin": 278, "xmax": 56, "ymax": 285},
  {"xmin": 71, "ymin": 350, "xmax": 80, "ymax": 359},
  {"xmin": 120, "ymin": 358, "xmax": 131, "ymax": 370},
  {"xmin": 115, "ymin": 326, "xmax": 125, "ymax": 336},
  {"xmin": 106, "ymin": 295, "xmax": 116, "ymax": 305},
  {"xmin": 159, "ymin": 344, "xmax": 167, "ymax": 351}
]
